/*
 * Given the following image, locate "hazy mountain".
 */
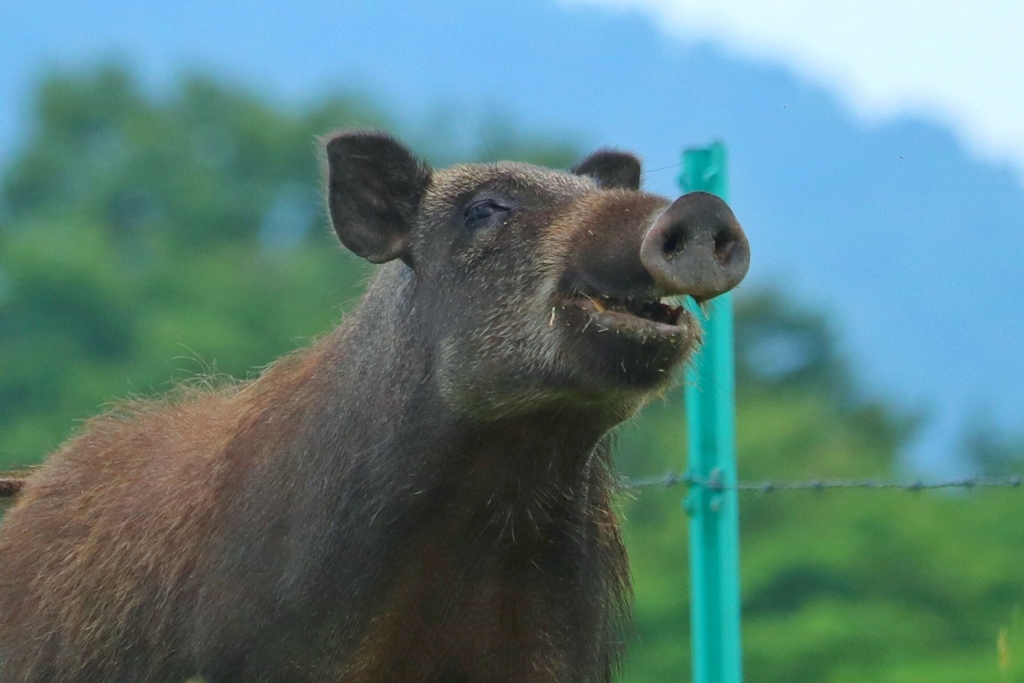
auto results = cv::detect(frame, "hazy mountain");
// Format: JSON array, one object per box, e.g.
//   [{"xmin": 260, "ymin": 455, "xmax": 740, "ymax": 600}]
[{"xmin": 2, "ymin": 0, "xmax": 1022, "ymax": 472}]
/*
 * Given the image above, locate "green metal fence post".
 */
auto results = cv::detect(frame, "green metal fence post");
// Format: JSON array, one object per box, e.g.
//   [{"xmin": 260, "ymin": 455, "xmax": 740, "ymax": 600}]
[{"xmin": 680, "ymin": 142, "xmax": 744, "ymax": 683}]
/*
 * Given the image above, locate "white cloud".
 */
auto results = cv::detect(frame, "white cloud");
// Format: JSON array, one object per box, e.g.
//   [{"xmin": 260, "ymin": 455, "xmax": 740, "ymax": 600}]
[{"xmin": 561, "ymin": 0, "xmax": 1024, "ymax": 180}]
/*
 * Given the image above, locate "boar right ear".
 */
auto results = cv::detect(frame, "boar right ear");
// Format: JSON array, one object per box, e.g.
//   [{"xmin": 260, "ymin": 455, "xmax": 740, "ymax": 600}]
[
  {"xmin": 324, "ymin": 131, "xmax": 431, "ymax": 266},
  {"xmin": 571, "ymin": 150, "xmax": 642, "ymax": 190}
]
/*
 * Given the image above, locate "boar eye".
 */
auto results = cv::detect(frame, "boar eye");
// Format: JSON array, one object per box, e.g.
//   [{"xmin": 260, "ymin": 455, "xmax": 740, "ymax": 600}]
[{"xmin": 464, "ymin": 199, "xmax": 511, "ymax": 230}]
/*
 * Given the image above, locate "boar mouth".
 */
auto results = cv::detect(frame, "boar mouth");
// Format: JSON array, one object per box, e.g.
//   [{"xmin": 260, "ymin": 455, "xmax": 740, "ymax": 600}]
[
  {"xmin": 556, "ymin": 282, "xmax": 701, "ymax": 388},
  {"xmin": 566, "ymin": 289, "xmax": 692, "ymax": 336}
]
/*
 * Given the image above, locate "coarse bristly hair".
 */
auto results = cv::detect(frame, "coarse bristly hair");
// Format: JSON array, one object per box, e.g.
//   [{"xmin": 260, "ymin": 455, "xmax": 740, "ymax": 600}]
[{"xmin": 0, "ymin": 131, "xmax": 736, "ymax": 683}]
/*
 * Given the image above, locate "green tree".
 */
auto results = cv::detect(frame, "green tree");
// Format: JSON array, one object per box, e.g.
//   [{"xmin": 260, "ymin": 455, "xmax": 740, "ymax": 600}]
[
  {"xmin": 615, "ymin": 295, "xmax": 1023, "ymax": 683},
  {"xmin": 0, "ymin": 63, "xmax": 578, "ymax": 467},
  {"xmin": 2, "ymin": 64, "xmax": 1022, "ymax": 683},
  {"xmin": 964, "ymin": 413, "xmax": 1024, "ymax": 477}
]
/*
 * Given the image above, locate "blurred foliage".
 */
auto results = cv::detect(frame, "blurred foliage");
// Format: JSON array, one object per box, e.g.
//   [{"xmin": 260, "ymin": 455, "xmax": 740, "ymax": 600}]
[
  {"xmin": 999, "ymin": 609, "xmax": 1024, "ymax": 682},
  {"xmin": 964, "ymin": 415, "xmax": 1024, "ymax": 478},
  {"xmin": 1, "ymin": 64, "xmax": 1022, "ymax": 682}
]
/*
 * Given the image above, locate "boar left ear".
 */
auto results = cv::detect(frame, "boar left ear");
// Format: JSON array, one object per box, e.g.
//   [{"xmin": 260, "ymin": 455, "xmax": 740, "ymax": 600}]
[
  {"xmin": 324, "ymin": 131, "xmax": 432, "ymax": 266},
  {"xmin": 571, "ymin": 150, "xmax": 642, "ymax": 190}
]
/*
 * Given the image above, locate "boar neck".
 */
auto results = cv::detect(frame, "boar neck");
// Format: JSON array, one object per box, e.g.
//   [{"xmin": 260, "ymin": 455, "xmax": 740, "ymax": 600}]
[
  {"xmin": 224, "ymin": 267, "xmax": 623, "ymax": 603},
  {"xmin": 310, "ymin": 266, "xmax": 619, "ymax": 511}
]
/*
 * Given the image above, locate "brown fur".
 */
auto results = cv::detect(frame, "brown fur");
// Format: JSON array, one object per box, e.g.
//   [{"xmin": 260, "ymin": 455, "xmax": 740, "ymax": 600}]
[{"xmin": 0, "ymin": 132, "xmax": 748, "ymax": 682}]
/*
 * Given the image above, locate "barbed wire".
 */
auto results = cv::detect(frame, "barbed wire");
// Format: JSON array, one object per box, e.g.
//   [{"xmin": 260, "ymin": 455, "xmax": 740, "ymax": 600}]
[
  {"xmin": 623, "ymin": 471, "xmax": 1024, "ymax": 493},
  {"xmin": 3, "ymin": 471, "xmax": 1023, "ymax": 499}
]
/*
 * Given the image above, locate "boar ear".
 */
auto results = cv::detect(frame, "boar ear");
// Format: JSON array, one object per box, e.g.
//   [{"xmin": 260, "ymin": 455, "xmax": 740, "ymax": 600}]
[
  {"xmin": 571, "ymin": 150, "xmax": 641, "ymax": 190},
  {"xmin": 324, "ymin": 131, "xmax": 432, "ymax": 266}
]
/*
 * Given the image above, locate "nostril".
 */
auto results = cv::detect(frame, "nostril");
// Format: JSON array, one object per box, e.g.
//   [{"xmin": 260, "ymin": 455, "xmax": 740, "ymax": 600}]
[
  {"xmin": 661, "ymin": 225, "xmax": 690, "ymax": 259},
  {"xmin": 713, "ymin": 228, "xmax": 737, "ymax": 264}
]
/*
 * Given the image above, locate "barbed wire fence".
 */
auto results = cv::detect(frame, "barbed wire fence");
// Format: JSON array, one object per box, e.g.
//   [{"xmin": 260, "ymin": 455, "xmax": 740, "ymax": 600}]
[
  {"xmin": 624, "ymin": 469, "xmax": 1023, "ymax": 492},
  {"xmin": 5, "ymin": 472, "xmax": 1023, "ymax": 498},
  {"xmin": 6, "ymin": 469, "xmax": 1021, "ymax": 499}
]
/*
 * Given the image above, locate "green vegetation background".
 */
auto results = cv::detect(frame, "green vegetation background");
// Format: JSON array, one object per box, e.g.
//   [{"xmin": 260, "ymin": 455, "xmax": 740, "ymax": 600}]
[{"xmin": 1, "ymin": 66, "xmax": 1022, "ymax": 682}]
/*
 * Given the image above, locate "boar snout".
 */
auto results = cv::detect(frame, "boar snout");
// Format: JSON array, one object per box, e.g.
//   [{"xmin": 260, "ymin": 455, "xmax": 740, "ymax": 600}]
[{"xmin": 640, "ymin": 192, "xmax": 749, "ymax": 302}]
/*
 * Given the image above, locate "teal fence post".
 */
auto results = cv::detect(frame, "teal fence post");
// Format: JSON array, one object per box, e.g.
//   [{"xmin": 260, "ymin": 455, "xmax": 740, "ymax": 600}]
[{"xmin": 680, "ymin": 142, "xmax": 744, "ymax": 683}]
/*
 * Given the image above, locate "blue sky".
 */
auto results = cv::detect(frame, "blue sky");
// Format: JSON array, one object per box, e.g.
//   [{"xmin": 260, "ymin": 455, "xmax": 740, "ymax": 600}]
[
  {"xmin": 568, "ymin": 0, "xmax": 1024, "ymax": 183},
  {"xmin": 2, "ymin": 0, "xmax": 1022, "ymax": 473}
]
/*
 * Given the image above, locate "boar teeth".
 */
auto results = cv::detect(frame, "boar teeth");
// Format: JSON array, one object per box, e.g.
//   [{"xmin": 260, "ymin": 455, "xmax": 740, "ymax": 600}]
[
  {"xmin": 629, "ymin": 298, "xmax": 681, "ymax": 325},
  {"xmin": 578, "ymin": 291, "xmax": 684, "ymax": 326}
]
